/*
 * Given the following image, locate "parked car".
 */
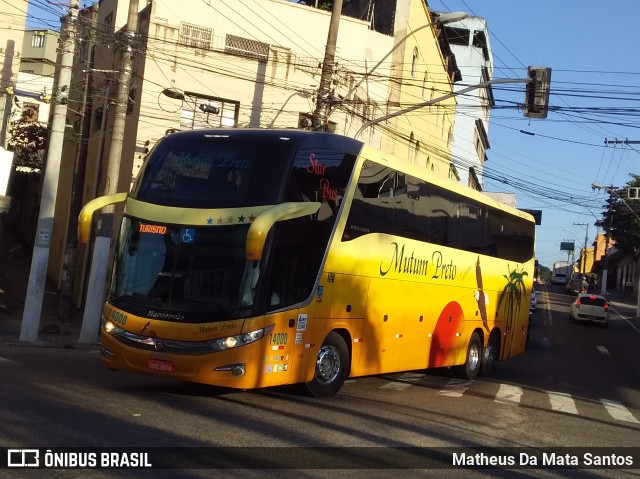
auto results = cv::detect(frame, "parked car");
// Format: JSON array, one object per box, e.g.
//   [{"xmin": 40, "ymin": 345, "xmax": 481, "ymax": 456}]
[
  {"xmin": 530, "ymin": 290, "xmax": 537, "ymax": 312},
  {"xmin": 569, "ymin": 293, "xmax": 609, "ymax": 328}
]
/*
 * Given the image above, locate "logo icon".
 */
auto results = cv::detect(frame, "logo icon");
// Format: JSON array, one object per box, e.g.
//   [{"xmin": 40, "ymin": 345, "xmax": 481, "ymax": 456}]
[{"xmin": 7, "ymin": 449, "xmax": 39, "ymax": 467}]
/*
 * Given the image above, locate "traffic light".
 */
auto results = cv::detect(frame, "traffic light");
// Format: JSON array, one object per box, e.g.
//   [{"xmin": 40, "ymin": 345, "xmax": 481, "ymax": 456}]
[{"xmin": 523, "ymin": 66, "xmax": 551, "ymax": 119}]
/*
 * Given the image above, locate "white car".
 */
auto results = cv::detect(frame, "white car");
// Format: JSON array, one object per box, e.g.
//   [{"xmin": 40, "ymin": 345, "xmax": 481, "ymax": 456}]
[
  {"xmin": 552, "ymin": 273, "xmax": 569, "ymax": 285},
  {"xmin": 530, "ymin": 290, "xmax": 537, "ymax": 312},
  {"xmin": 569, "ymin": 293, "xmax": 609, "ymax": 328}
]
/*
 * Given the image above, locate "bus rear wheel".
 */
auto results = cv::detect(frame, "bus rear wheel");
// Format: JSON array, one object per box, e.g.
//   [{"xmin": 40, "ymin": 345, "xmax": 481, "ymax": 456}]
[
  {"xmin": 454, "ymin": 332, "xmax": 482, "ymax": 380},
  {"xmin": 480, "ymin": 334, "xmax": 499, "ymax": 377},
  {"xmin": 305, "ymin": 332, "xmax": 349, "ymax": 397}
]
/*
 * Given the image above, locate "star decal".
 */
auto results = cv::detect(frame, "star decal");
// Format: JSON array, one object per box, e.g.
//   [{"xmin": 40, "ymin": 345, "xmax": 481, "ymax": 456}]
[
  {"xmin": 217, "ymin": 217, "xmax": 224, "ymax": 224},
  {"xmin": 226, "ymin": 216, "xmax": 234, "ymax": 224},
  {"xmin": 238, "ymin": 215, "xmax": 245, "ymax": 223},
  {"xmin": 248, "ymin": 214, "xmax": 256, "ymax": 222},
  {"xmin": 206, "ymin": 217, "xmax": 213, "ymax": 225}
]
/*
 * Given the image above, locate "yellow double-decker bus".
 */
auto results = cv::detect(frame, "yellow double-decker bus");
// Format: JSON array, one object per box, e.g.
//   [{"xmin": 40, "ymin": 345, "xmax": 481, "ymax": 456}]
[{"xmin": 79, "ymin": 129, "xmax": 535, "ymax": 397}]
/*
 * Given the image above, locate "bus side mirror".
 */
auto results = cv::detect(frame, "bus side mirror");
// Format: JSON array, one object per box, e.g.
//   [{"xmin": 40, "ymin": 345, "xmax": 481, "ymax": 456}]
[
  {"xmin": 246, "ymin": 202, "xmax": 321, "ymax": 260},
  {"xmin": 78, "ymin": 193, "xmax": 128, "ymax": 243}
]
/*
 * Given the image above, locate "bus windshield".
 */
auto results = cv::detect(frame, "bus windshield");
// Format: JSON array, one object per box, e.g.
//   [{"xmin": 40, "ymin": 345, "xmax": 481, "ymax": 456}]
[
  {"xmin": 132, "ymin": 132, "xmax": 293, "ymax": 208},
  {"xmin": 110, "ymin": 218, "xmax": 254, "ymax": 322}
]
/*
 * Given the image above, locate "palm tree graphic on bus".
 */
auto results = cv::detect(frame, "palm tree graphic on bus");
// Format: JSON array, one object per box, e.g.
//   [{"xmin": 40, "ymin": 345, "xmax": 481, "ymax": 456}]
[{"xmin": 497, "ymin": 265, "xmax": 528, "ymax": 333}]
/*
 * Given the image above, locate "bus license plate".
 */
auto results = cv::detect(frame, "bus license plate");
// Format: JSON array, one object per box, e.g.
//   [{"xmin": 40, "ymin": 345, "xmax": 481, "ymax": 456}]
[{"xmin": 147, "ymin": 359, "xmax": 174, "ymax": 373}]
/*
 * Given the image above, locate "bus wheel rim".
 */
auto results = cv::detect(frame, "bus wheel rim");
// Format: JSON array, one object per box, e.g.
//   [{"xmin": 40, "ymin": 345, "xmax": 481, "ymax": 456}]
[
  {"xmin": 316, "ymin": 345, "xmax": 340, "ymax": 385},
  {"xmin": 469, "ymin": 343, "xmax": 480, "ymax": 371}
]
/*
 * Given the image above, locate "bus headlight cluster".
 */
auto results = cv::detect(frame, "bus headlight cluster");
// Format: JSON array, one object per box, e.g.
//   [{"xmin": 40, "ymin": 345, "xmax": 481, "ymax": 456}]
[
  {"xmin": 206, "ymin": 324, "xmax": 274, "ymax": 351},
  {"xmin": 104, "ymin": 320, "xmax": 125, "ymax": 335}
]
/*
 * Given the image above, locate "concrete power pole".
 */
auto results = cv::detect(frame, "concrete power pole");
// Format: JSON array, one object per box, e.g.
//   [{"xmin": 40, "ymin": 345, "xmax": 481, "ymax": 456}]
[
  {"xmin": 312, "ymin": 0, "xmax": 343, "ymax": 131},
  {"xmin": 20, "ymin": 1, "xmax": 79, "ymax": 342},
  {"xmin": 574, "ymin": 222, "xmax": 588, "ymax": 274},
  {"xmin": 79, "ymin": 0, "xmax": 139, "ymax": 343},
  {"xmin": 59, "ymin": 2, "xmax": 99, "ymax": 320}
]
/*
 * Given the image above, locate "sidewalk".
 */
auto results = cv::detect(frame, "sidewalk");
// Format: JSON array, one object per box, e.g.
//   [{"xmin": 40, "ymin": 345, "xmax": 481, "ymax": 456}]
[
  {"xmin": 606, "ymin": 289, "xmax": 639, "ymax": 317},
  {"xmin": 0, "ymin": 216, "xmax": 85, "ymax": 347}
]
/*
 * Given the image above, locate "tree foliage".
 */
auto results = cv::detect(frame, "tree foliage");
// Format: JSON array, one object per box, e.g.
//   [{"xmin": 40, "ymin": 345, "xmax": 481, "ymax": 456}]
[
  {"xmin": 7, "ymin": 118, "xmax": 47, "ymax": 170},
  {"xmin": 600, "ymin": 174, "xmax": 640, "ymax": 257},
  {"xmin": 297, "ymin": 0, "xmax": 333, "ymax": 11}
]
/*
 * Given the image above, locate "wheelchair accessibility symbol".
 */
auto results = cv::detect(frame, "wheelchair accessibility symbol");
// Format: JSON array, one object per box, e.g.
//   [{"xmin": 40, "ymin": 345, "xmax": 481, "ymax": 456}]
[{"xmin": 180, "ymin": 228, "xmax": 196, "ymax": 244}]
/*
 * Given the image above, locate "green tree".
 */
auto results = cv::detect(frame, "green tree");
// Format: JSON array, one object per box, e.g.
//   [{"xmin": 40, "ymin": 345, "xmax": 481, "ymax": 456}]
[
  {"xmin": 599, "ymin": 175, "xmax": 640, "ymax": 257},
  {"xmin": 7, "ymin": 118, "xmax": 47, "ymax": 171},
  {"xmin": 298, "ymin": 1, "xmax": 333, "ymax": 10}
]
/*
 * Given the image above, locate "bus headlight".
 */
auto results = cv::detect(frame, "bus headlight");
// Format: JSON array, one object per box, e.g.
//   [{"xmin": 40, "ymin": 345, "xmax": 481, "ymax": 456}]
[
  {"xmin": 207, "ymin": 324, "xmax": 274, "ymax": 351},
  {"xmin": 104, "ymin": 320, "xmax": 125, "ymax": 335}
]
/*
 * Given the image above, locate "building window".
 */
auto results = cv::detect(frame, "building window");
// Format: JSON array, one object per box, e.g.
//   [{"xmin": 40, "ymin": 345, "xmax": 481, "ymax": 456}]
[
  {"xmin": 474, "ymin": 130, "xmax": 485, "ymax": 160},
  {"xmin": 411, "ymin": 47, "xmax": 418, "ymax": 79},
  {"xmin": 103, "ymin": 13, "xmax": 113, "ymax": 35},
  {"xmin": 225, "ymin": 34, "xmax": 269, "ymax": 62},
  {"xmin": 31, "ymin": 33, "xmax": 45, "ymax": 48},
  {"xmin": 179, "ymin": 22, "xmax": 213, "ymax": 50}
]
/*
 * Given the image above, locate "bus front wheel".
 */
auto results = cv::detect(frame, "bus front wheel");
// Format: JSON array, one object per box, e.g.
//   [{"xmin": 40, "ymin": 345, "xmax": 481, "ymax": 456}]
[
  {"xmin": 305, "ymin": 332, "xmax": 349, "ymax": 397},
  {"xmin": 454, "ymin": 332, "xmax": 482, "ymax": 380}
]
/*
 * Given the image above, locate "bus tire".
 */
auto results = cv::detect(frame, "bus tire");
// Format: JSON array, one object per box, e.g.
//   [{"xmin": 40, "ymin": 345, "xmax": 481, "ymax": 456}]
[
  {"xmin": 305, "ymin": 332, "xmax": 349, "ymax": 397},
  {"xmin": 454, "ymin": 332, "xmax": 482, "ymax": 380},
  {"xmin": 480, "ymin": 334, "xmax": 499, "ymax": 377}
]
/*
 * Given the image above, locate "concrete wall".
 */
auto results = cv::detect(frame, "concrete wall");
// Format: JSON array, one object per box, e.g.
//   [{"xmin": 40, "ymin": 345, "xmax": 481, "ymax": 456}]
[{"xmin": 0, "ymin": 0, "xmax": 27, "ymax": 89}]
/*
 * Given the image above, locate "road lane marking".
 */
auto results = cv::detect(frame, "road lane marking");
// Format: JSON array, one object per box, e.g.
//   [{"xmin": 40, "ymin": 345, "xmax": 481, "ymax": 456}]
[
  {"xmin": 596, "ymin": 345, "xmax": 610, "ymax": 356},
  {"xmin": 548, "ymin": 391, "xmax": 578, "ymax": 415},
  {"xmin": 608, "ymin": 306, "xmax": 640, "ymax": 334},
  {"xmin": 494, "ymin": 384, "xmax": 523, "ymax": 406},
  {"xmin": 601, "ymin": 399, "xmax": 640, "ymax": 423},
  {"xmin": 622, "ymin": 317, "xmax": 640, "ymax": 334},
  {"xmin": 438, "ymin": 379, "xmax": 471, "ymax": 397}
]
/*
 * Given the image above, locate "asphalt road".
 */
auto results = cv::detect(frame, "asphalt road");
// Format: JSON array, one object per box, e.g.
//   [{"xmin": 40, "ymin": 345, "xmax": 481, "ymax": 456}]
[{"xmin": 1, "ymin": 282, "xmax": 639, "ymax": 478}]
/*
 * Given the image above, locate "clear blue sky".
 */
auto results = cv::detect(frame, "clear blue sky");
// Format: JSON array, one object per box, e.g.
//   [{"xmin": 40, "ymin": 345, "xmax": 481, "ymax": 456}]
[
  {"xmin": 25, "ymin": 0, "xmax": 640, "ymax": 270},
  {"xmin": 432, "ymin": 0, "xmax": 640, "ymax": 270}
]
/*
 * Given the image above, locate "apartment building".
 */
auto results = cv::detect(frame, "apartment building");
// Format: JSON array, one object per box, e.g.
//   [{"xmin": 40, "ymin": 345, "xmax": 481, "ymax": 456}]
[
  {"xmin": 20, "ymin": 29, "xmax": 60, "ymax": 76},
  {"xmin": 443, "ymin": 15, "xmax": 494, "ymax": 190}
]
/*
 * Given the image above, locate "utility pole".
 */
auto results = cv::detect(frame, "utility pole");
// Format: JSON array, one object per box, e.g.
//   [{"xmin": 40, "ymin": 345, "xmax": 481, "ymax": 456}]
[
  {"xmin": 312, "ymin": 0, "xmax": 343, "ymax": 132},
  {"xmin": 59, "ymin": 2, "xmax": 99, "ymax": 320},
  {"xmin": 601, "ymin": 228, "xmax": 610, "ymax": 295},
  {"xmin": 573, "ymin": 222, "xmax": 588, "ymax": 274},
  {"xmin": 79, "ymin": 0, "xmax": 139, "ymax": 343},
  {"xmin": 20, "ymin": 1, "xmax": 79, "ymax": 342}
]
